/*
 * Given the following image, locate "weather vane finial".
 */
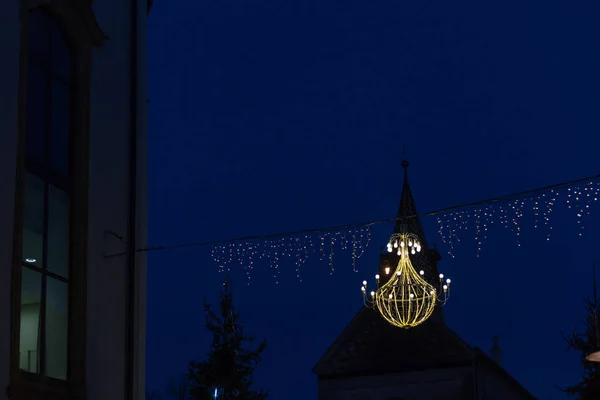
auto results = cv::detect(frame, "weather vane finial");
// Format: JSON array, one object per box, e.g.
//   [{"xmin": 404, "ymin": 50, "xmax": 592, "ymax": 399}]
[{"xmin": 401, "ymin": 144, "xmax": 409, "ymax": 169}]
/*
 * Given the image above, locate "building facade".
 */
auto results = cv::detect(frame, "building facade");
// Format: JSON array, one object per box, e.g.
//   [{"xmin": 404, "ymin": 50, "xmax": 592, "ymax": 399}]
[
  {"xmin": 313, "ymin": 161, "xmax": 535, "ymax": 400},
  {"xmin": 0, "ymin": 1, "xmax": 149, "ymax": 399}
]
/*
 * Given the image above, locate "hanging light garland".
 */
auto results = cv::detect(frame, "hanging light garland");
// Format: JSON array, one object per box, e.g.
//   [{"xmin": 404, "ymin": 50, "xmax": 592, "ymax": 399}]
[
  {"xmin": 210, "ymin": 178, "xmax": 599, "ymax": 281},
  {"xmin": 361, "ymin": 232, "xmax": 451, "ymax": 329},
  {"xmin": 211, "ymin": 227, "xmax": 371, "ymax": 284},
  {"xmin": 437, "ymin": 180, "xmax": 600, "ymax": 258},
  {"xmin": 103, "ymin": 173, "xmax": 600, "ymax": 281}
]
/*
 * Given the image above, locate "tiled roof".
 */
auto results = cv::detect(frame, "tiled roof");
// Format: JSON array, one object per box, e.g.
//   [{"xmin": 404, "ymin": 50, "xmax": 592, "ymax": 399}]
[
  {"xmin": 473, "ymin": 348, "xmax": 537, "ymax": 399},
  {"xmin": 313, "ymin": 307, "xmax": 474, "ymax": 378}
]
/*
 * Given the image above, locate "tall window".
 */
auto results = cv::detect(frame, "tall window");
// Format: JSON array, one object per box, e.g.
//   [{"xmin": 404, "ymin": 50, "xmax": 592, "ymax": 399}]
[{"xmin": 19, "ymin": 8, "xmax": 72, "ymax": 381}]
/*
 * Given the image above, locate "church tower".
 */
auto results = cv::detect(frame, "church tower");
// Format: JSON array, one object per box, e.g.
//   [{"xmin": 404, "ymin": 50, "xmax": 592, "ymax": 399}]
[
  {"xmin": 312, "ymin": 160, "xmax": 535, "ymax": 400},
  {"xmin": 377, "ymin": 159, "xmax": 444, "ymax": 318}
]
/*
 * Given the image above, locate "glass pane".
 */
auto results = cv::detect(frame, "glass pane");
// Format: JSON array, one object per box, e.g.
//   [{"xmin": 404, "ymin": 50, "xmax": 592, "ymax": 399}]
[
  {"xmin": 26, "ymin": 63, "xmax": 47, "ymax": 163},
  {"xmin": 47, "ymin": 185, "xmax": 69, "ymax": 278},
  {"xmin": 22, "ymin": 174, "xmax": 45, "ymax": 268},
  {"xmin": 45, "ymin": 277, "xmax": 68, "ymax": 380},
  {"xmin": 28, "ymin": 9, "xmax": 50, "ymax": 66},
  {"xmin": 50, "ymin": 80, "xmax": 70, "ymax": 176},
  {"xmin": 20, "ymin": 267, "xmax": 42, "ymax": 374},
  {"xmin": 50, "ymin": 21, "xmax": 71, "ymax": 82}
]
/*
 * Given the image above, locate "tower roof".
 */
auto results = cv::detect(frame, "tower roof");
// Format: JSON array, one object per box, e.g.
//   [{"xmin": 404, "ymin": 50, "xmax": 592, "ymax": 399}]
[
  {"xmin": 391, "ymin": 159, "xmax": 441, "ymax": 285},
  {"xmin": 394, "ymin": 159, "xmax": 428, "ymax": 249},
  {"xmin": 312, "ymin": 307, "xmax": 474, "ymax": 377},
  {"xmin": 312, "ymin": 159, "xmax": 535, "ymax": 400},
  {"xmin": 312, "ymin": 311, "xmax": 535, "ymax": 399}
]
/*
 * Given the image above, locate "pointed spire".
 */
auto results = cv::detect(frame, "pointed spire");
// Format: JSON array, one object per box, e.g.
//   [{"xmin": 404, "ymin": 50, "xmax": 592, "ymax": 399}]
[
  {"xmin": 385, "ymin": 155, "xmax": 443, "ymax": 318},
  {"xmin": 393, "ymin": 158, "xmax": 428, "ymax": 249}
]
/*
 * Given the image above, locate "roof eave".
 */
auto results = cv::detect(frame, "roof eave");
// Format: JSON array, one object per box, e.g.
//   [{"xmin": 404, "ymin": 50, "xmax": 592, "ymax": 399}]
[
  {"xmin": 312, "ymin": 307, "xmax": 369, "ymax": 375},
  {"xmin": 317, "ymin": 361, "xmax": 474, "ymax": 381},
  {"xmin": 473, "ymin": 347, "xmax": 537, "ymax": 399}
]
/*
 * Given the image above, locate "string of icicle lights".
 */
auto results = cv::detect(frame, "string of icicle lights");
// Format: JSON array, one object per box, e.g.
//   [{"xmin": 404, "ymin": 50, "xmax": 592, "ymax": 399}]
[
  {"xmin": 437, "ymin": 180, "xmax": 600, "ymax": 258},
  {"xmin": 103, "ymin": 172, "xmax": 600, "ymax": 282},
  {"xmin": 212, "ymin": 228, "xmax": 372, "ymax": 283},
  {"xmin": 210, "ymin": 174, "xmax": 600, "ymax": 283}
]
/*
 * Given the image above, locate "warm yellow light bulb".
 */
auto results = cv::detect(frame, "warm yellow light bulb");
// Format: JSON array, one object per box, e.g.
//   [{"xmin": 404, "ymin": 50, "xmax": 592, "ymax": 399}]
[
  {"xmin": 366, "ymin": 233, "xmax": 442, "ymax": 330},
  {"xmin": 373, "ymin": 233, "xmax": 437, "ymax": 329}
]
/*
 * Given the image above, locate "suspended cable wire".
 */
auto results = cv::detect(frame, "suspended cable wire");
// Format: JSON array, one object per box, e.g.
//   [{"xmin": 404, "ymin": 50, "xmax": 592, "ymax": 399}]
[{"xmin": 104, "ymin": 171, "xmax": 600, "ymax": 259}]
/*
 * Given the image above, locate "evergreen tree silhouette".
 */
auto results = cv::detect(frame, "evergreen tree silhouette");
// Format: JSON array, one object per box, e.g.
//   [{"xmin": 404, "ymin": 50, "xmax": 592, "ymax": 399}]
[
  {"xmin": 561, "ymin": 264, "xmax": 600, "ymax": 399},
  {"xmin": 189, "ymin": 278, "xmax": 267, "ymax": 400}
]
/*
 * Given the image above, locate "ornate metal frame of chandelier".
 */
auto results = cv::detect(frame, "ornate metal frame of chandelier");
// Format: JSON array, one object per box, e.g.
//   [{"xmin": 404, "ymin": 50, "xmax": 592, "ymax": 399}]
[{"xmin": 361, "ymin": 232, "xmax": 452, "ymax": 329}]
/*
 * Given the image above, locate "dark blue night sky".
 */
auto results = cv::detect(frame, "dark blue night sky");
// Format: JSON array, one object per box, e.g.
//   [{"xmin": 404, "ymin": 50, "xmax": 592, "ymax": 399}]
[{"xmin": 145, "ymin": 1, "xmax": 600, "ymax": 398}]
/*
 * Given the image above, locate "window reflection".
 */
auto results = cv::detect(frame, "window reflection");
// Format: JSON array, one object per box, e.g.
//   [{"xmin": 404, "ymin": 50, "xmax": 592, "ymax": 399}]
[
  {"xmin": 47, "ymin": 185, "xmax": 69, "ymax": 278},
  {"xmin": 50, "ymin": 81, "xmax": 69, "ymax": 176},
  {"xmin": 22, "ymin": 173, "xmax": 44, "ymax": 268},
  {"xmin": 45, "ymin": 278, "xmax": 68, "ymax": 380},
  {"xmin": 20, "ymin": 267, "xmax": 42, "ymax": 374},
  {"xmin": 20, "ymin": 8, "xmax": 72, "ymax": 380},
  {"xmin": 26, "ymin": 64, "xmax": 46, "ymax": 163}
]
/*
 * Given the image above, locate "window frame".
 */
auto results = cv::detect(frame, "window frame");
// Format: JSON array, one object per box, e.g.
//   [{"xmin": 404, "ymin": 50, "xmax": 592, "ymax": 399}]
[
  {"xmin": 21, "ymin": 11, "xmax": 73, "ymax": 378},
  {"xmin": 8, "ymin": 1, "xmax": 106, "ymax": 399}
]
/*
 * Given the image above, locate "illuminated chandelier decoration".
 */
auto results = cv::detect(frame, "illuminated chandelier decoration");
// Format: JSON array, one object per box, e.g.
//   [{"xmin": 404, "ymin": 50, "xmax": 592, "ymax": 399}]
[{"xmin": 361, "ymin": 232, "xmax": 452, "ymax": 329}]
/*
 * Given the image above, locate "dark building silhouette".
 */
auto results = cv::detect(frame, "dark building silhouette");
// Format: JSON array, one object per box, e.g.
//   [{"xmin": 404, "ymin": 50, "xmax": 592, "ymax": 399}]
[
  {"xmin": 313, "ymin": 160, "xmax": 535, "ymax": 400},
  {"xmin": 0, "ymin": 1, "xmax": 150, "ymax": 399}
]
